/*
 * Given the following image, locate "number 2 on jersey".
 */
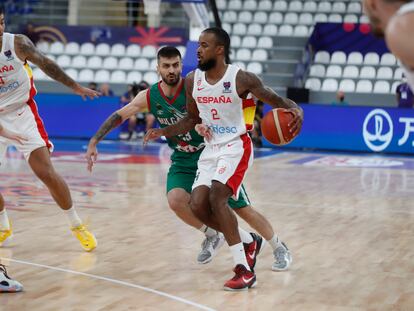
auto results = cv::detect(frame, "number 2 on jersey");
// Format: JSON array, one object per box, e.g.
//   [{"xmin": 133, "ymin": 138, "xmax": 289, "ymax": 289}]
[{"xmin": 211, "ymin": 109, "xmax": 220, "ymax": 120}]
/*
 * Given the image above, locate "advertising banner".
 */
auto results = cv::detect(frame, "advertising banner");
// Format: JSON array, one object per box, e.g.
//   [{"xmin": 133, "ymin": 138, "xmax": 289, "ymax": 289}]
[
  {"xmin": 24, "ymin": 25, "xmax": 188, "ymax": 45},
  {"xmin": 263, "ymin": 104, "xmax": 414, "ymax": 155}
]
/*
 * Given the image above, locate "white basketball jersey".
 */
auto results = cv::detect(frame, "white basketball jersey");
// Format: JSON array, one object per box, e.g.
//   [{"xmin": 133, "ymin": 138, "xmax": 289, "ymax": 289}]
[
  {"xmin": 193, "ymin": 65, "xmax": 246, "ymax": 145},
  {"xmin": 396, "ymin": 2, "xmax": 414, "ymax": 90},
  {"xmin": 0, "ymin": 33, "xmax": 36, "ymax": 113}
]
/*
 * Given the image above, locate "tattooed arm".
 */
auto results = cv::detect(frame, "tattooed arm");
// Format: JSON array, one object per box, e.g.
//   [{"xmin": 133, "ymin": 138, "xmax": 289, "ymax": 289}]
[
  {"xmin": 85, "ymin": 90, "xmax": 148, "ymax": 171},
  {"xmin": 236, "ymin": 70, "xmax": 304, "ymax": 136},
  {"xmin": 14, "ymin": 35, "xmax": 99, "ymax": 100},
  {"xmin": 143, "ymin": 72, "xmax": 201, "ymax": 143}
]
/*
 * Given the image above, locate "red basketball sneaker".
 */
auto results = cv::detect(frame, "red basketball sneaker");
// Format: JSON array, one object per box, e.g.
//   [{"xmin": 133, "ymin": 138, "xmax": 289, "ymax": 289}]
[
  {"xmin": 223, "ymin": 264, "xmax": 257, "ymax": 291},
  {"xmin": 244, "ymin": 233, "xmax": 264, "ymax": 272}
]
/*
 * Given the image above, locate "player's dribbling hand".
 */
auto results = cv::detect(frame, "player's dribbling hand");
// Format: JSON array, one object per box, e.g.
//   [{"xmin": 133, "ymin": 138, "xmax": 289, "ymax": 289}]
[
  {"xmin": 143, "ymin": 128, "xmax": 164, "ymax": 145},
  {"xmin": 73, "ymin": 85, "xmax": 100, "ymax": 100},
  {"xmin": 85, "ymin": 143, "xmax": 98, "ymax": 172},
  {"xmin": 288, "ymin": 107, "xmax": 304, "ymax": 137},
  {"xmin": 195, "ymin": 124, "xmax": 212, "ymax": 142},
  {"xmin": 0, "ymin": 127, "xmax": 28, "ymax": 144}
]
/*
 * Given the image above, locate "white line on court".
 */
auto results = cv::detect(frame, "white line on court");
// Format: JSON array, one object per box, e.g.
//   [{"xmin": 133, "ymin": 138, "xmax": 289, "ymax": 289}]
[{"xmin": 1, "ymin": 257, "xmax": 216, "ymax": 311}]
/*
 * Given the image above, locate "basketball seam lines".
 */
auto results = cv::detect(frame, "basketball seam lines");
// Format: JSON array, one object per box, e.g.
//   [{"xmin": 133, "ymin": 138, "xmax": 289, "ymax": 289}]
[{"xmin": 273, "ymin": 110, "xmax": 286, "ymax": 145}]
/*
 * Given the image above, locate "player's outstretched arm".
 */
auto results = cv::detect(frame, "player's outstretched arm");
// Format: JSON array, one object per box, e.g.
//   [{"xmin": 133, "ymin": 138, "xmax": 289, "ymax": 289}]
[
  {"xmin": 143, "ymin": 72, "xmax": 201, "ymax": 144},
  {"xmin": 14, "ymin": 35, "xmax": 99, "ymax": 100},
  {"xmin": 85, "ymin": 90, "xmax": 148, "ymax": 171},
  {"xmin": 238, "ymin": 70, "xmax": 304, "ymax": 136}
]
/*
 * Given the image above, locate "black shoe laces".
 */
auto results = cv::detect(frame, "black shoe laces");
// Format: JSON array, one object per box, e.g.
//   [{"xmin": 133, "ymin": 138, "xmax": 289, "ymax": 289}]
[{"xmin": 0, "ymin": 264, "xmax": 11, "ymax": 280}]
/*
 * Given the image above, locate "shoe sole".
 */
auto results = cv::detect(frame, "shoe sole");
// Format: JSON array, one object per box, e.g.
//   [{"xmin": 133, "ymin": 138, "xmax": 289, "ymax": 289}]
[
  {"xmin": 223, "ymin": 280, "xmax": 257, "ymax": 291},
  {"xmin": 197, "ymin": 257, "xmax": 212, "ymax": 264},
  {"xmin": 0, "ymin": 288, "xmax": 23, "ymax": 293},
  {"xmin": 0, "ymin": 285, "xmax": 23, "ymax": 293},
  {"xmin": 272, "ymin": 264, "xmax": 290, "ymax": 271}
]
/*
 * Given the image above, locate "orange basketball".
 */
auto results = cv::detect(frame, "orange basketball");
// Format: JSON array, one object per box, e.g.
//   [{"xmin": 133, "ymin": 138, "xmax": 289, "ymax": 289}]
[{"xmin": 261, "ymin": 108, "xmax": 298, "ymax": 145}]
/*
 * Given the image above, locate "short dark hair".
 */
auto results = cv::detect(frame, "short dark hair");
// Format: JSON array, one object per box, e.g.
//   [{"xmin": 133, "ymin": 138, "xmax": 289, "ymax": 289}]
[
  {"xmin": 202, "ymin": 27, "xmax": 231, "ymax": 63},
  {"xmin": 157, "ymin": 46, "xmax": 181, "ymax": 61},
  {"xmin": 0, "ymin": 6, "xmax": 4, "ymax": 15}
]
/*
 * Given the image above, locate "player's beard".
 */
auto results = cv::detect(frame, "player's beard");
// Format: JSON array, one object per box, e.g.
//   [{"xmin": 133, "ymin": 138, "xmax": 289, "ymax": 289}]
[
  {"xmin": 198, "ymin": 58, "xmax": 216, "ymax": 71},
  {"xmin": 162, "ymin": 73, "xmax": 180, "ymax": 86}
]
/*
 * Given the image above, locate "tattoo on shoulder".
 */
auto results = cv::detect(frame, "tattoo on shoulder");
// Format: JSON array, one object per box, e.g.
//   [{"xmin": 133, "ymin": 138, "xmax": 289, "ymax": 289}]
[
  {"xmin": 236, "ymin": 70, "xmax": 262, "ymax": 97},
  {"xmin": 15, "ymin": 34, "xmax": 76, "ymax": 89},
  {"xmin": 15, "ymin": 34, "xmax": 36, "ymax": 61}
]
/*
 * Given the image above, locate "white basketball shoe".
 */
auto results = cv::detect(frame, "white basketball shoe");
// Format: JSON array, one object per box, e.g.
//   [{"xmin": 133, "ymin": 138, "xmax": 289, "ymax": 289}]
[{"xmin": 0, "ymin": 264, "xmax": 23, "ymax": 292}]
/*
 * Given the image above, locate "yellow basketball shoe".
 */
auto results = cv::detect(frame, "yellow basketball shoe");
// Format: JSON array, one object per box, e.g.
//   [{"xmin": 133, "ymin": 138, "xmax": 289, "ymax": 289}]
[
  {"xmin": 71, "ymin": 224, "xmax": 97, "ymax": 252},
  {"xmin": 0, "ymin": 221, "xmax": 12, "ymax": 247}
]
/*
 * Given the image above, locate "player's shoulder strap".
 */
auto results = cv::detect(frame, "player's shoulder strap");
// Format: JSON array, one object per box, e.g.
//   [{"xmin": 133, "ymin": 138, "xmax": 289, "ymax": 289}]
[{"xmin": 1, "ymin": 33, "xmax": 15, "ymax": 52}]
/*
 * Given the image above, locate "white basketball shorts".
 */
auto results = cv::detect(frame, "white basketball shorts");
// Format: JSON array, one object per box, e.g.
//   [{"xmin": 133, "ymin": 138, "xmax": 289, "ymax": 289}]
[
  {"xmin": 192, "ymin": 133, "xmax": 253, "ymax": 199},
  {"xmin": 0, "ymin": 99, "xmax": 53, "ymax": 165}
]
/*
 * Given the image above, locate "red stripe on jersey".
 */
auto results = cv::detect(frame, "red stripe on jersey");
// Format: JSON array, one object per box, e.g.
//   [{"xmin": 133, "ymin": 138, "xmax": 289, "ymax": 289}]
[
  {"xmin": 146, "ymin": 88, "xmax": 151, "ymax": 112},
  {"xmin": 226, "ymin": 133, "xmax": 252, "ymax": 196},
  {"xmin": 27, "ymin": 98, "xmax": 51, "ymax": 149},
  {"xmin": 24, "ymin": 63, "xmax": 38, "ymax": 100},
  {"xmin": 157, "ymin": 79, "xmax": 184, "ymax": 105}
]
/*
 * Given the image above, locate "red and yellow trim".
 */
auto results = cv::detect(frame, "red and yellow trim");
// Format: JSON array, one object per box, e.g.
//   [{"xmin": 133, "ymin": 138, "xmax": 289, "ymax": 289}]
[
  {"xmin": 242, "ymin": 98, "xmax": 256, "ymax": 131},
  {"xmin": 23, "ymin": 63, "xmax": 37, "ymax": 100}
]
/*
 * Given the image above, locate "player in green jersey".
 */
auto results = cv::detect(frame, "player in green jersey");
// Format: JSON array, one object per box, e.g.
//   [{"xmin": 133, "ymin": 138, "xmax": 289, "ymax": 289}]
[{"xmin": 86, "ymin": 46, "xmax": 291, "ymax": 271}]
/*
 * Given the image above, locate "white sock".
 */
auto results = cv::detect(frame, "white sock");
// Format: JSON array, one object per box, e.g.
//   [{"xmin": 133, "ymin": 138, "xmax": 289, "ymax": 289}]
[
  {"xmin": 0, "ymin": 209, "xmax": 10, "ymax": 230},
  {"xmin": 238, "ymin": 227, "xmax": 253, "ymax": 244},
  {"xmin": 230, "ymin": 242, "xmax": 251, "ymax": 271},
  {"xmin": 64, "ymin": 206, "xmax": 82, "ymax": 227},
  {"xmin": 199, "ymin": 224, "xmax": 218, "ymax": 237},
  {"xmin": 268, "ymin": 234, "xmax": 283, "ymax": 251}
]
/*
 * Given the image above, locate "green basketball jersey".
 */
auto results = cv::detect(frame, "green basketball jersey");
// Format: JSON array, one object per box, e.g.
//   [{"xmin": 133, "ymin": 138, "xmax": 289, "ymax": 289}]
[{"xmin": 148, "ymin": 80, "xmax": 205, "ymax": 153}]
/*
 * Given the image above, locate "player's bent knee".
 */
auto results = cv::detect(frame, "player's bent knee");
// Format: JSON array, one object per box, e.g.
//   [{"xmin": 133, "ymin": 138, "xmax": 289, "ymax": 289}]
[
  {"xmin": 190, "ymin": 200, "xmax": 203, "ymax": 215},
  {"xmin": 167, "ymin": 189, "xmax": 190, "ymax": 213},
  {"xmin": 167, "ymin": 197, "xmax": 187, "ymax": 213},
  {"xmin": 209, "ymin": 190, "xmax": 229, "ymax": 211}
]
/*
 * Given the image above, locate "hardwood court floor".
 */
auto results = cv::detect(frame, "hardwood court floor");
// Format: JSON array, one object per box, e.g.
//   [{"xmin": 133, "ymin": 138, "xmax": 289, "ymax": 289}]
[{"xmin": 0, "ymin": 143, "xmax": 413, "ymax": 311}]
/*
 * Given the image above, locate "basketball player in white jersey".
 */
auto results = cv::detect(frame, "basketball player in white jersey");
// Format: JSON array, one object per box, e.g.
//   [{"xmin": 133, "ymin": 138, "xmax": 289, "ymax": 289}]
[
  {"xmin": 88, "ymin": 46, "xmax": 292, "ymax": 271},
  {"xmin": 0, "ymin": 7, "xmax": 99, "ymax": 251},
  {"xmin": 0, "ymin": 123, "xmax": 24, "ymax": 292},
  {"xmin": 145, "ymin": 28, "xmax": 303, "ymax": 291},
  {"xmin": 362, "ymin": 0, "xmax": 414, "ymax": 89}
]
